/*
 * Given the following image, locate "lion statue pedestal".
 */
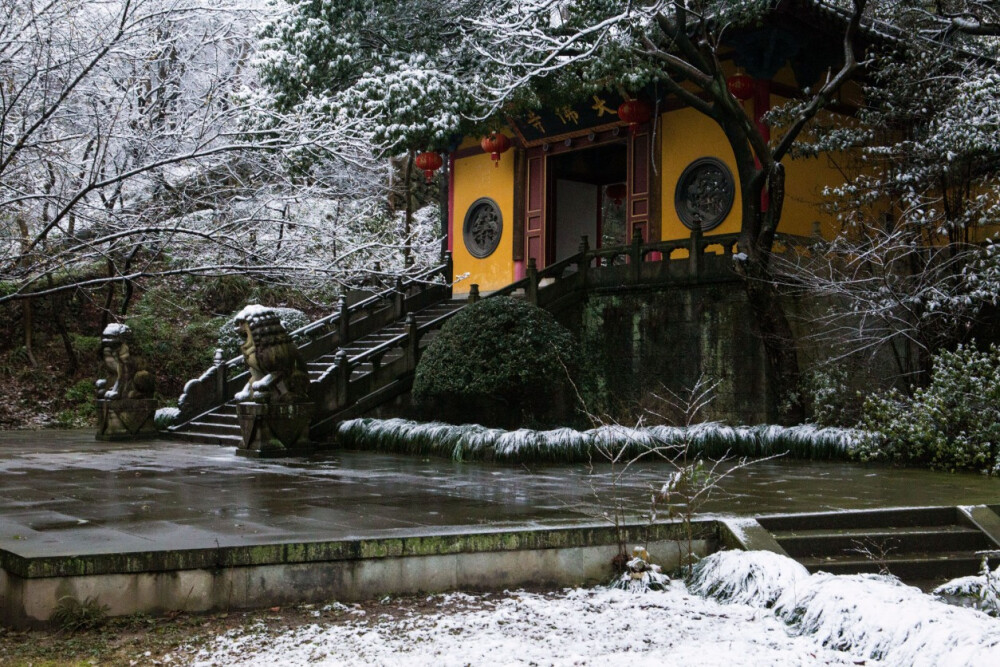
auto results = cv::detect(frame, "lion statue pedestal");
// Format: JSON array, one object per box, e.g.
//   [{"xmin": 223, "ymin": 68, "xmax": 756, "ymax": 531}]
[
  {"xmin": 232, "ymin": 305, "xmax": 314, "ymax": 458},
  {"xmin": 236, "ymin": 402, "xmax": 314, "ymax": 457},
  {"xmin": 95, "ymin": 324, "xmax": 158, "ymax": 441}
]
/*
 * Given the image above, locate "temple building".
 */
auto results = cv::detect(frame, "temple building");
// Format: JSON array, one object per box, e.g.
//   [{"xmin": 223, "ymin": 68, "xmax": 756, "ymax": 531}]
[{"xmin": 445, "ymin": 3, "xmax": 866, "ymax": 294}]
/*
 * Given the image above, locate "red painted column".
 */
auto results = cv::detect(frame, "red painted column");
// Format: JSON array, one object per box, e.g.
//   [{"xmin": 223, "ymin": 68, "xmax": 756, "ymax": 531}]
[{"xmin": 753, "ymin": 79, "xmax": 772, "ymax": 212}]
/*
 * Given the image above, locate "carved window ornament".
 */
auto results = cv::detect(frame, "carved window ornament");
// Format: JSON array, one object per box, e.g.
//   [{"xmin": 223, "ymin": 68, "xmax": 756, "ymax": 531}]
[
  {"xmin": 463, "ymin": 197, "xmax": 503, "ymax": 259},
  {"xmin": 675, "ymin": 157, "xmax": 735, "ymax": 232}
]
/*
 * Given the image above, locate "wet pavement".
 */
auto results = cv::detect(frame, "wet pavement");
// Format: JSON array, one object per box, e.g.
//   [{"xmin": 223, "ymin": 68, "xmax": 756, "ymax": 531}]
[{"xmin": 1, "ymin": 430, "xmax": 999, "ymax": 558}]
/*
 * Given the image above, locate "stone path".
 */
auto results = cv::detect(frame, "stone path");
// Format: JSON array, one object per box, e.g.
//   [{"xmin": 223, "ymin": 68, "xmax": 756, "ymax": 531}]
[{"xmin": 2, "ymin": 429, "xmax": 999, "ymax": 559}]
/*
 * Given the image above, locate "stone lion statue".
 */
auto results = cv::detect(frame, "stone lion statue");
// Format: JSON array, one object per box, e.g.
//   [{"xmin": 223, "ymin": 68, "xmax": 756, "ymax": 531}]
[
  {"xmin": 233, "ymin": 305, "xmax": 310, "ymax": 404},
  {"xmin": 97, "ymin": 323, "xmax": 154, "ymax": 400}
]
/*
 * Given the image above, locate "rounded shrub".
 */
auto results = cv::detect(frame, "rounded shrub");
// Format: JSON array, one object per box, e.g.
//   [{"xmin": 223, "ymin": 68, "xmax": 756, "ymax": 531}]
[{"xmin": 412, "ymin": 297, "xmax": 584, "ymax": 428}]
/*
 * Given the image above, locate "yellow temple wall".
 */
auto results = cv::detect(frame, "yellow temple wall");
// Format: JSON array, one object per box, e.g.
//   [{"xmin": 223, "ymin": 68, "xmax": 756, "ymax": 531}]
[
  {"xmin": 658, "ymin": 105, "xmax": 846, "ymax": 243},
  {"xmin": 450, "ymin": 151, "xmax": 516, "ymax": 294}
]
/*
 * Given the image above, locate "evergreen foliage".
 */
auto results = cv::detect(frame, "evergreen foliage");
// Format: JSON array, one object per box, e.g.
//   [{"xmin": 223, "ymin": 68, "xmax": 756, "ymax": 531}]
[
  {"xmin": 412, "ymin": 297, "xmax": 584, "ymax": 428},
  {"xmin": 257, "ymin": 0, "xmax": 491, "ymax": 149},
  {"xmin": 858, "ymin": 343, "xmax": 1000, "ymax": 473}
]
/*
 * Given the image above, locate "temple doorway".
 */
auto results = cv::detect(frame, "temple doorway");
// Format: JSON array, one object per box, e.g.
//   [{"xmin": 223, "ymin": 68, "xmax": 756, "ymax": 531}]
[{"xmin": 547, "ymin": 142, "xmax": 628, "ymax": 264}]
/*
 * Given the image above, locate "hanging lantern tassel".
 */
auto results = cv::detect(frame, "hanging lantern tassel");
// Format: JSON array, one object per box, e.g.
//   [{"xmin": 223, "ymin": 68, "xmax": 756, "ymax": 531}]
[
  {"xmin": 480, "ymin": 132, "xmax": 512, "ymax": 167},
  {"xmin": 617, "ymin": 99, "xmax": 652, "ymax": 135},
  {"xmin": 414, "ymin": 151, "xmax": 443, "ymax": 184}
]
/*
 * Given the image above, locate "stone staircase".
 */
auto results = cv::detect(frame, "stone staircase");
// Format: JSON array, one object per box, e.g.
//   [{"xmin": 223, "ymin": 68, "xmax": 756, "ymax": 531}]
[
  {"xmin": 177, "ymin": 403, "xmax": 242, "ymax": 446},
  {"xmin": 171, "ymin": 298, "xmax": 465, "ymax": 446},
  {"xmin": 722, "ymin": 506, "xmax": 1000, "ymax": 589},
  {"xmin": 305, "ymin": 300, "xmax": 460, "ymax": 383},
  {"xmin": 168, "ymin": 256, "xmax": 465, "ymax": 444}
]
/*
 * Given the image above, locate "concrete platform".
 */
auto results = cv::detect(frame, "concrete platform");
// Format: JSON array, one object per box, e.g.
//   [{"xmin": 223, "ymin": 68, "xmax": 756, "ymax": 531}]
[{"xmin": 2, "ymin": 430, "xmax": 1000, "ymax": 626}]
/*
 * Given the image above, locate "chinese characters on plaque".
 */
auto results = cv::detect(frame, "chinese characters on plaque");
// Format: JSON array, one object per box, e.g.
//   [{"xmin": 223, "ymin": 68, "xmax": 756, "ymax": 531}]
[{"xmin": 511, "ymin": 94, "xmax": 631, "ymax": 144}]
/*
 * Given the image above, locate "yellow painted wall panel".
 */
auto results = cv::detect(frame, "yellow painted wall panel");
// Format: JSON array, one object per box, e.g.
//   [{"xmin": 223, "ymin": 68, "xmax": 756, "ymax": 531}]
[
  {"xmin": 451, "ymin": 152, "xmax": 515, "ymax": 294},
  {"xmin": 659, "ymin": 106, "xmax": 848, "ymax": 242},
  {"xmin": 660, "ymin": 108, "xmax": 743, "ymax": 241}
]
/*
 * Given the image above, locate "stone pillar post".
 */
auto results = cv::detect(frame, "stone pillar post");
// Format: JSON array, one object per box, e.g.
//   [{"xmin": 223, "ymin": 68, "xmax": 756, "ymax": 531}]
[
  {"xmin": 527, "ymin": 258, "xmax": 538, "ymax": 305},
  {"xmin": 405, "ymin": 312, "xmax": 419, "ymax": 369},
  {"xmin": 337, "ymin": 295, "xmax": 349, "ymax": 346},
  {"xmin": 689, "ymin": 228, "xmax": 703, "ymax": 277}
]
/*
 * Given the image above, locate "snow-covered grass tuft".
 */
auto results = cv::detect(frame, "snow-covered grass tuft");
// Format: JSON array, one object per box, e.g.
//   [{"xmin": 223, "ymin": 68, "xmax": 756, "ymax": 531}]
[
  {"xmin": 154, "ymin": 407, "xmax": 180, "ymax": 430},
  {"xmin": 774, "ymin": 572, "xmax": 1000, "ymax": 664},
  {"xmin": 335, "ymin": 418, "xmax": 865, "ymax": 463},
  {"xmin": 689, "ymin": 550, "xmax": 1000, "ymax": 665},
  {"xmin": 688, "ymin": 550, "xmax": 809, "ymax": 607},
  {"xmin": 935, "ymin": 562, "xmax": 1000, "ymax": 616}
]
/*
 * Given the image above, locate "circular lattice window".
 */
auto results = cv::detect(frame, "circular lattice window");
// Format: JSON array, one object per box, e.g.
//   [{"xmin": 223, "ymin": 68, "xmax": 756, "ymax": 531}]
[
  {"xmin": 463, "ymin": 197, "xmax": 503, "ymax": 259},
  {"xmin": 674, "ymin": 158, "xmax": 735, "ymax": 231}
]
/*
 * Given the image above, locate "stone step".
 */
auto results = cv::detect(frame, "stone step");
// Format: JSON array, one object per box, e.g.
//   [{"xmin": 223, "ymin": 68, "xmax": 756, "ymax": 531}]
[
  {"xmin": 798, "ymin": 550, "xmax": 982, "ymax": 582},
  {"xmin": 758, "ymin": 507, "xmax": 959, "ymax": 532},
  {"xmin": 183, "ymin": 421, "xmax": 241, "ymax": 436},
  {"xmin": 774, "ymin": 525, "xmax": 990, "ymax": 558},
  {"xmin": 177, "ymin": 431, "xmax": 242, "ymax": 446},
  {"xmin": 196, "ymin": 412, "xmax": 239, "ymax": 426}
]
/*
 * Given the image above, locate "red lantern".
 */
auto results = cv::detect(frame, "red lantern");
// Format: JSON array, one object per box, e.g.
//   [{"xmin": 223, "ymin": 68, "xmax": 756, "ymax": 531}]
[
  {"xmin": 414, "ymin": 151, "xmax": 443, "ymax": 183},
  {"xmin": 606, "ymin": 183, "xmax": 627, "ymax": 206},
  {"xmin": 726, "ymin": 70, "xmax": 755, "ymax": 102},
  {"xmin": 617, "ymin": 98, "xmax": 652, "ymax": 133},
  {"xmin": 480, "ymin": 132, "xmax": 512, "ymax": 166}
]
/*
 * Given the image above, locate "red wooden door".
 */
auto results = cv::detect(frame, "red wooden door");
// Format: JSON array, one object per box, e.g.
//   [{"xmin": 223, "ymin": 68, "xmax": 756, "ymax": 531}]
[
  {"xmin": 525, "ymin": 148, "xmax": 546, "ymax": 268},
  {"xmin": 627, "ymin": 126, "xmax": 652, "ymax": 243}
]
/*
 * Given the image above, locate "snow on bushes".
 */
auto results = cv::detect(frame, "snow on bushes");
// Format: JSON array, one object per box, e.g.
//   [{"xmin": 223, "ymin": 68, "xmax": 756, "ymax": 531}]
[
  {"xmin": 335, "ymin": 417, "xmax": 866, "ymax": 463},
  {"xmin": 154, "ymin": 407, "xmax": 180, "ymax": 429},
  {"xmin": 690, "ymin": 550, "xmax": 1000, "ymax": 665},
  {"xmin": 859, "ymin": 343, "xmax": 1000, "ymax": 474}
]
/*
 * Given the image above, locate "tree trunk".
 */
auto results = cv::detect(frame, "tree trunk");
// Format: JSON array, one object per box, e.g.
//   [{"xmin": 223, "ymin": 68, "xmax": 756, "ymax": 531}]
[
  {"xmin": 742, "ymin": 269, "xmax": 802, "ymax": 423},
  {"xmin": 54, "ymin": 299, "xmax": 79, "ymax": 376},
  {"xmin": 23, "ymin": 299, "xmax": 37, "ymax": 366},
  {"xmin": 404, "ymin": 149, "xmax": 414, "ymax": 263},
  {"xmin": 100, "ymin": 260, "xmax": 115, "ymax": 331},
  {"xmin": 736, "ymin": 161, "xmax": 803, "ymax": 424}
]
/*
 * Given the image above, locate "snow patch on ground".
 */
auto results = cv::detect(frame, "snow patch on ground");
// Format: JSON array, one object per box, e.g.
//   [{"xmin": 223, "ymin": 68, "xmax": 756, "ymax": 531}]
[
  {"xmin": 190, "ymin": 584, "xmax": 861, "ymax": 666},
  {"xmin": 190, "ymin": 552, "xmax": 1000, "ymax": 666}
]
